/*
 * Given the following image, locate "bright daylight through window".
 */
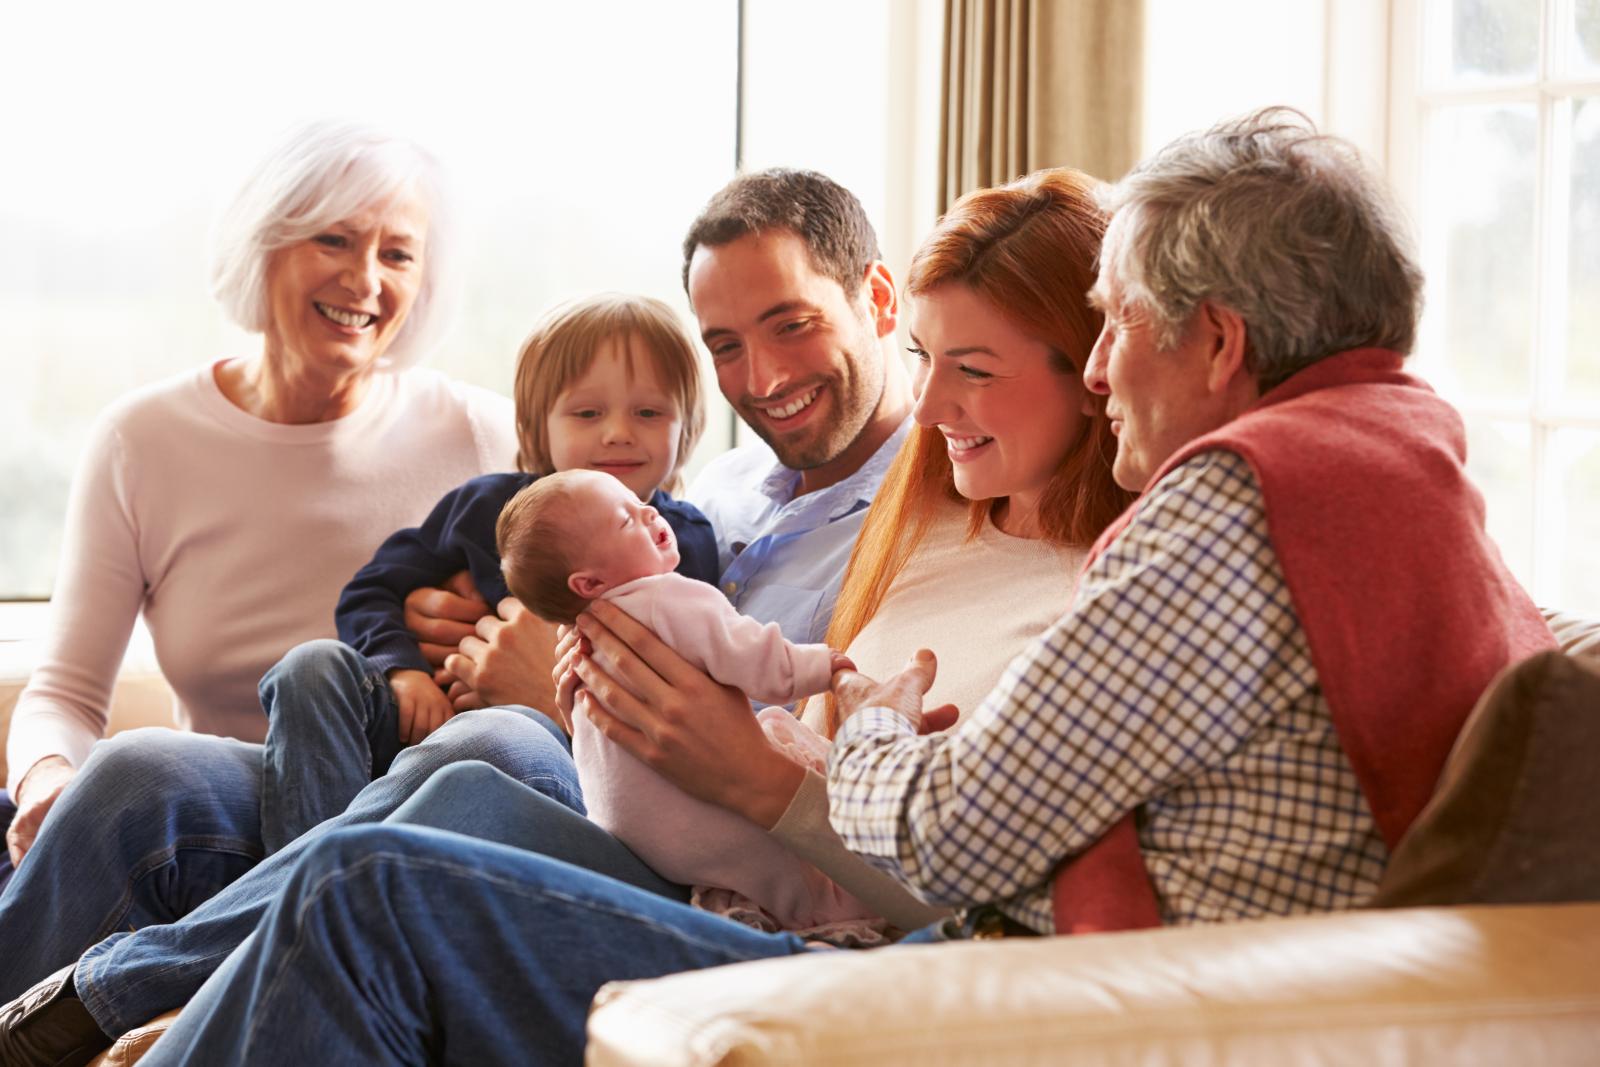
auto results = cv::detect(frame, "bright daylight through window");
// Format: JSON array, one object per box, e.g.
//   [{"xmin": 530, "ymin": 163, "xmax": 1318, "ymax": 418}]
[
  {"xmin": 0, "ymin": 1, "xmax": 738, "ymax": 602},
  {"xmin": 1396, "ymin": 0, "xmax": 1600, "ymax": 614}
]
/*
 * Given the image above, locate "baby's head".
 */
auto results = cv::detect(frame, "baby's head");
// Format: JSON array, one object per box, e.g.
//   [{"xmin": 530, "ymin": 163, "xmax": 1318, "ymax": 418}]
[
  {"xmin": 497, "ymin": 470, "xmax": 681, "ymax": 624},
  {"xmin": 512, "ymin": 293, "xmax": 706, "ymax": 498}
]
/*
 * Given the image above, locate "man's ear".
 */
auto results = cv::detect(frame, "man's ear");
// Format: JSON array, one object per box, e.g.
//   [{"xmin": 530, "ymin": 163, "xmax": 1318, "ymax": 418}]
[
  {"xmin": 568, "ymin": 571, "xmax": 609, "ymax": 600},
  {"xmin": 861, "ymin": 261, "xmax": 899, "ymax": 339},
  {"xmin": 1198, "ymin": 301, "xmax": 1251, "ymax": 396}
]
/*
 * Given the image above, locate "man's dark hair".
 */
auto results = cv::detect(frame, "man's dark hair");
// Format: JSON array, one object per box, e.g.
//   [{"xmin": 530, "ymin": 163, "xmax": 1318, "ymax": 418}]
[{"xmin": 680, "ymin": 168, "xmax": 882, "ymax": 296}]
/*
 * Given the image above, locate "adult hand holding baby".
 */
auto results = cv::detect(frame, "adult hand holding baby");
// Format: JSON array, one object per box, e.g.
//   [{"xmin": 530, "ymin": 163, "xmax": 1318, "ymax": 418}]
[
  {"xmin": 550, "ymin": 625, "xmax": 588, "ymax": 734},
  {"xmin": 571, "ymin": 599, "xmax": 806, "ymax": 831}
]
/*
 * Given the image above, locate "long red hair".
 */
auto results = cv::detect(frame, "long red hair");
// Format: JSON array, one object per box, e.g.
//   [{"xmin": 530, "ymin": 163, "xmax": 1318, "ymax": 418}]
[{"xmin": 820, "ymin": 170, "xmax": 1133, "ymax": 726}]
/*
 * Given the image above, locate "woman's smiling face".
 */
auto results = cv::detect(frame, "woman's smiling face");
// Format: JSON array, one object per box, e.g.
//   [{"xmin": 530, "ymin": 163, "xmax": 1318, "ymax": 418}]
[
  {"xmin": 262, "ymin": 193, "xmax": 429, "ymax": 378},
  {"xmin": 907, "ymin": 283, "xmax": 1096, "ymax": 534}
]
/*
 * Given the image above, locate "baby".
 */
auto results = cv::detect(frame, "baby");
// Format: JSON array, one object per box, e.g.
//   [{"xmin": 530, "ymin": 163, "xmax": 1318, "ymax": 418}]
[{"xmin": 497, "ymin": 469, "xmax": 876, "ymax": 933}]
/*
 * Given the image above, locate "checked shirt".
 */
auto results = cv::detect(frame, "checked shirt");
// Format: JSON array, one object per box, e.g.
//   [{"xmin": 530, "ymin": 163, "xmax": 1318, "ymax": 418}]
[{"xmin": 828, "ymin": 450, "xmax": 1389, "ymax": 934}]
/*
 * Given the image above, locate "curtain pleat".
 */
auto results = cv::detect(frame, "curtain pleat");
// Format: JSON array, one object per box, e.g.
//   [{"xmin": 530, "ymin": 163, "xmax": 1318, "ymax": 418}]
[{"xmin": 939, "ymin": 0, "xmax": 1144, "ymax": 213}]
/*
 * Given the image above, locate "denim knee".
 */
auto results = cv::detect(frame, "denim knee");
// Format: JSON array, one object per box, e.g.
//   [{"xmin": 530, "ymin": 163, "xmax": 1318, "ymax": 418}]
[
  {"xmin": 78, "ymin": 729, "xmax": 228, "ymax": 795},
  {"xmin": 294, "ymin": 824, "xmax": 430, "ymax": 888},
  {"xmin": 420, "ymin": 709, "xmax": 563, "ymax": 767},
  {"xmin": 57, "ymin": 729, "xmax": 264, "ymax": 854},
  {"xmin": 409, "ymin": 710, "xmax": 582, "ymax": 811},
  {"xmin": 406, "ymin": 760, "xmax": 504, "ymax": 810},
  {"xmin": 259, "ymin": 639, "xmax": 373, "ymax": 715}
]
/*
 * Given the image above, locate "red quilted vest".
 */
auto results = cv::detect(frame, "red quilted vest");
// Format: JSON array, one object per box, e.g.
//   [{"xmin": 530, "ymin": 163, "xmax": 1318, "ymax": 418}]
[{"xmin": 1049, "ymin": 348, "xmax": 1557, "ymax": 934}]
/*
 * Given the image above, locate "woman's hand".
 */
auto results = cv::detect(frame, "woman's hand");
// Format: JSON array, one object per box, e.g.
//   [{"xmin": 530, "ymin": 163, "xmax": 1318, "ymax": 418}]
[
  {"xmin": 404, "ymin": 570, "xmax": 490, "ymax": 669},
  {"xmin": 6, "ymin": 756, "xmax": 77, "ymax": 868},
  {"xmin": 573, "ymin": 599, "xmax": 804, "ymax": 830},
  {"xmin": 549, "ymin": 625, "xmax": 588, "ymax": 735},
  {"xmin": 389, "ymin": 669, "xmax": 455, "ymax": 745},
  {"xmin": 444, "ymin": 598, "xmax": 560, "ymax": 712}
]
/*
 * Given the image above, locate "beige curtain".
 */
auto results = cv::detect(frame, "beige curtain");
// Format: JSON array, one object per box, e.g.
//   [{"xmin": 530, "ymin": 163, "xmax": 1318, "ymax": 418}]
[{"xmin": 939, "ymin": 0, "xmax": 1144, "ymax": 211}]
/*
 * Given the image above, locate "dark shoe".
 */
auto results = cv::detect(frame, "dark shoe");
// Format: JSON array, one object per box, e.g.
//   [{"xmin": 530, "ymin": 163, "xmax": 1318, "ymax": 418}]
[{"xmin": 0, "ymin": 964, "xmax": 112, "ymax": 1067}]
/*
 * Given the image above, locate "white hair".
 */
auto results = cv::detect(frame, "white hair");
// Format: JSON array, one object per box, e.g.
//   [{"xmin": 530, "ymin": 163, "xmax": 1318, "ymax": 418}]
[
  {"xmin": 209, "ymin": 119, "xmax": 456, "ymax": 369},
  {"xmin": 1097, "ymin": 107, "xmax": 1424, "ymax": 388}
]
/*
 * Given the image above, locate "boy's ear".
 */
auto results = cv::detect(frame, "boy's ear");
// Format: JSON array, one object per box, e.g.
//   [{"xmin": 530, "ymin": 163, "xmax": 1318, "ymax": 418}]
[{"xmin": 569, "ymin": 571, "xmax": 609, "ymax": 600}]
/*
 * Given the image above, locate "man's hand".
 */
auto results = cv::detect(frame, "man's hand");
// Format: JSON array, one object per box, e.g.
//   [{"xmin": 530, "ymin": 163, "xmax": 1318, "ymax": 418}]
[
  {"xmin": 404, "ymin": 570, "xmax": 490, "ymax": 669},
  {"xmin": 444, "ymin": 597, "xmax": 560, "ymax": 711},
  {"xmin": 829, "ymin": 649, "xmax": 958, "ymax": 735},
  {"xmin": 572, "ymin": 599, "xmax": 803, "ymax": 830},
  {"xmin": 389, "ymin": 669, "xmax": 455, "ymax": 745},
  {"xmin": 6, "ymin": 756, "xmax": 77, "ymax": 868}
]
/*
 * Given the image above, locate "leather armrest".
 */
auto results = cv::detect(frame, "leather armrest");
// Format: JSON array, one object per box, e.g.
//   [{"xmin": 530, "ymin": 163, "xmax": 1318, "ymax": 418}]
[
  {"xmin": 589, "ymin": 903, "xmax": 1600, "ymax": 1066},
  {"xmin": 88, "ymin": 1009, "xmax": 181, "ymax": 1067}
]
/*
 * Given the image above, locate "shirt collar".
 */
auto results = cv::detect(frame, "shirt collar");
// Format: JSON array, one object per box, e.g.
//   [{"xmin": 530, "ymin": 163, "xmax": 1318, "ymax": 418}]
[{"xmin": 753, "ymin": 415, "xmax": 913, "ymax": 519}]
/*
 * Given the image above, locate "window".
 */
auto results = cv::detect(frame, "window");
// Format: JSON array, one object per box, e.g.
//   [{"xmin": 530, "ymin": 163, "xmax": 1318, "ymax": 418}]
[
  {"xmin": 1391, "ymin": 0, "xmax": 1600, "ymax": 613},
  {"xmin": 0, "ymin": 0, "xmax": 739, "ymax": 600}
]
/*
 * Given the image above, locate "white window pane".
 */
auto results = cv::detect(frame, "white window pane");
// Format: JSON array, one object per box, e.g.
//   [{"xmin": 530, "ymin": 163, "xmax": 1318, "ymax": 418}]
[
  {"xmin": 1420, "ymin": 104, "xmax": 1538, "ymax": 402},
  {"xmin": 1570, "ymin": 0, "xmax": 1600, "ymax": 76},
  {"xmin": 1464, "ymin": 418, "xmax": 1534, "ymax": 590},
  {"xmin": 0, "ymin": 0, "xmax": 738, "ymax": 599},
  {"xmin": 1550, "ymin": 430, "xmax": 1600, "ymax": 614},
  {"xmin": 1427, "ymin": 0, "xmax": 1539, "ymax": 84},
  {"xmin": 1567, "ymin": 97, "xmax": 1600, "ymax": 409}
]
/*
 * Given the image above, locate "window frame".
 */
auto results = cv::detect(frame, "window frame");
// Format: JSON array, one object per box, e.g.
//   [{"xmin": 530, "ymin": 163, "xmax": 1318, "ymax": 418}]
[{"xmin": 1387, "ymin": 0, "xmax": 1600, "ymax": 607}]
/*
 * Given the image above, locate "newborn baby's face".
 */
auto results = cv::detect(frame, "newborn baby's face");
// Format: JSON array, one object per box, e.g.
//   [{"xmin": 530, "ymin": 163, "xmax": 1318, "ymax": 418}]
[{"xmin": 568, "ymin": 470, "xmax": 681, "ymax": 590}]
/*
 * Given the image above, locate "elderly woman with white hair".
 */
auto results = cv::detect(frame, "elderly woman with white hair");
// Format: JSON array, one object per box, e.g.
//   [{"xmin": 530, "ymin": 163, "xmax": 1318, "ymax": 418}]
[{"xmin": 0, "ymin": 121, "xmax": 518, "ymax": 883}]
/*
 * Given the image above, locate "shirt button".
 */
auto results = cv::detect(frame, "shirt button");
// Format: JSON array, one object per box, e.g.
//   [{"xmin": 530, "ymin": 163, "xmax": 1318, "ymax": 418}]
[{"xmin": 724, "ymin": 581, "xmax": 738, "ymax": 595}]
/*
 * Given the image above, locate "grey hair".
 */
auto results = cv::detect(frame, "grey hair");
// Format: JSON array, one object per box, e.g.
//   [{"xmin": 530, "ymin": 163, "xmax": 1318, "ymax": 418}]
[
  {"xmin": 209, "ymin": 119, "xmax": 456, "ymax": 369},
  {"xmin": 1097, "ymin": 107, "xmax": 1424, "ymax": 388}
]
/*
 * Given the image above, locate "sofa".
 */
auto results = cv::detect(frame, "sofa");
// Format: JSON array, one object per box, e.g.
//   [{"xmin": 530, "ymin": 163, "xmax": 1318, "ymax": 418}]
[
  {"xmin": 0, "ymin": 626, "xmax": 175, "ymax": 789},
  {"xmin": 585, "ymin": 611, "xmax": 1600, "ymax": 1065},
  {"xmin": 1, "ymin": 613, "xmax": 1592, "ymax": 1065},
  {"xmin": 588, "ymin": 902, "xmax": 1600, "ymax": 1065}
]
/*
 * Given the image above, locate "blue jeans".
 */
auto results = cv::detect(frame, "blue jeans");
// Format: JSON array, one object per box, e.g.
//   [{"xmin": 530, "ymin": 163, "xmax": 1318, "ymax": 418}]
[
  {"xmin": 0, "ymin": 691, "xmax": 583, "ymax": 1034},
  {"xmin": 142, "ymin": 822, "xmax": 812, "ymax": 1066},
  {"xmin": 258, "ymin": 640, "xmax": 407, "ymax": 855},
  {"xmin": 0, "ymin": 789, "xmax": 15, "ymax": 893}
]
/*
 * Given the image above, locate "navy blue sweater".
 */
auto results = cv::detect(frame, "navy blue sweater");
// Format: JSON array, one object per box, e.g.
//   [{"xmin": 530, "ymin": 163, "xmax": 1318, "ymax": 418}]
[{"xmin": 336, "ymin": 472, "xmax": 720, "ymax": 676}]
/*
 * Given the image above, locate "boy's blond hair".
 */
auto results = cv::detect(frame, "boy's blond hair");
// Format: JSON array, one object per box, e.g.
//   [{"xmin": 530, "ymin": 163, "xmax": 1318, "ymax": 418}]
[
  {"xmin": 513, "ymin": 293, "xmax": 706, "ymax": 495},
  {"xmin": 496, "ymin": 475, "xmax": 593, "ymax": 625}
]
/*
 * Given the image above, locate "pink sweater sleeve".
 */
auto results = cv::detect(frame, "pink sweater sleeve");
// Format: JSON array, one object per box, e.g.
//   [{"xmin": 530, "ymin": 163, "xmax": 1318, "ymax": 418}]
[
  {"xmin": 621, "ymin": 575, "xmax": 835, "ymax": 706},
  {"xmin": 7, "ymin": 417, "xmax": 146, "ymax": 794}
]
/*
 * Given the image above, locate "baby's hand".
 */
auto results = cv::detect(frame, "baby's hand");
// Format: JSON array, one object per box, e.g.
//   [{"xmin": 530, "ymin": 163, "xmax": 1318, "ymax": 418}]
[
  {"xmin": 829, "ymin": 650, "xmax": 856, "ymax": 676},
  {"xmin": 389, "ymin": 669, "xmax": 456, "ymax": 745}
]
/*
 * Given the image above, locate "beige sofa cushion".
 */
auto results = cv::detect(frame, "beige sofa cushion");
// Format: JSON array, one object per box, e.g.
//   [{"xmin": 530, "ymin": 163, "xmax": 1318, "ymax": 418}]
[
  {"xmin": 0, "ymin": 671, "xmax": 174, "ymax": 787},
  {"xmin": 589, "ymin": 903, "xmax": 1600, "ymax": 1066}
]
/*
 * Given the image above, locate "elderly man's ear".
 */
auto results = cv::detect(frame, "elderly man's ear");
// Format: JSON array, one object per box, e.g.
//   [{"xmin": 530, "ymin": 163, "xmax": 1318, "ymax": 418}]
[{"xmin": 1196, "ymin": 301, "xmax": 1256, "ymax": 398}]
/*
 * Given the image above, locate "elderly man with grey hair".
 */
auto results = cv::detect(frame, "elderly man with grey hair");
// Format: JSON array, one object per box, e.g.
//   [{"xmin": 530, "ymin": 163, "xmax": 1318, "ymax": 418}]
[{"xmin": 93, "ymin": 110, "xmax": 1554, "ymax": 1066}]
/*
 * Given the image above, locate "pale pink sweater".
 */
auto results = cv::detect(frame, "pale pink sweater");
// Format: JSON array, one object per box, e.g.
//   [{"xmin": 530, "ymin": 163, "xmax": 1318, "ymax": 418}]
[
  {"xmin": 574, "ymin": 572, "xmax": 870, "ymax": 930},
  {"xmin": 6, "ymin": 360, "xmax": 516, "ymax": 795}
]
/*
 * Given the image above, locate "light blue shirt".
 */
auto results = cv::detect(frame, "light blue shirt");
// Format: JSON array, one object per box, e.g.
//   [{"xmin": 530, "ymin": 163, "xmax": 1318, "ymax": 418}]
[{"xmin": 687, "ymin": 418, "xmax": 912, "ymax": 646}]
